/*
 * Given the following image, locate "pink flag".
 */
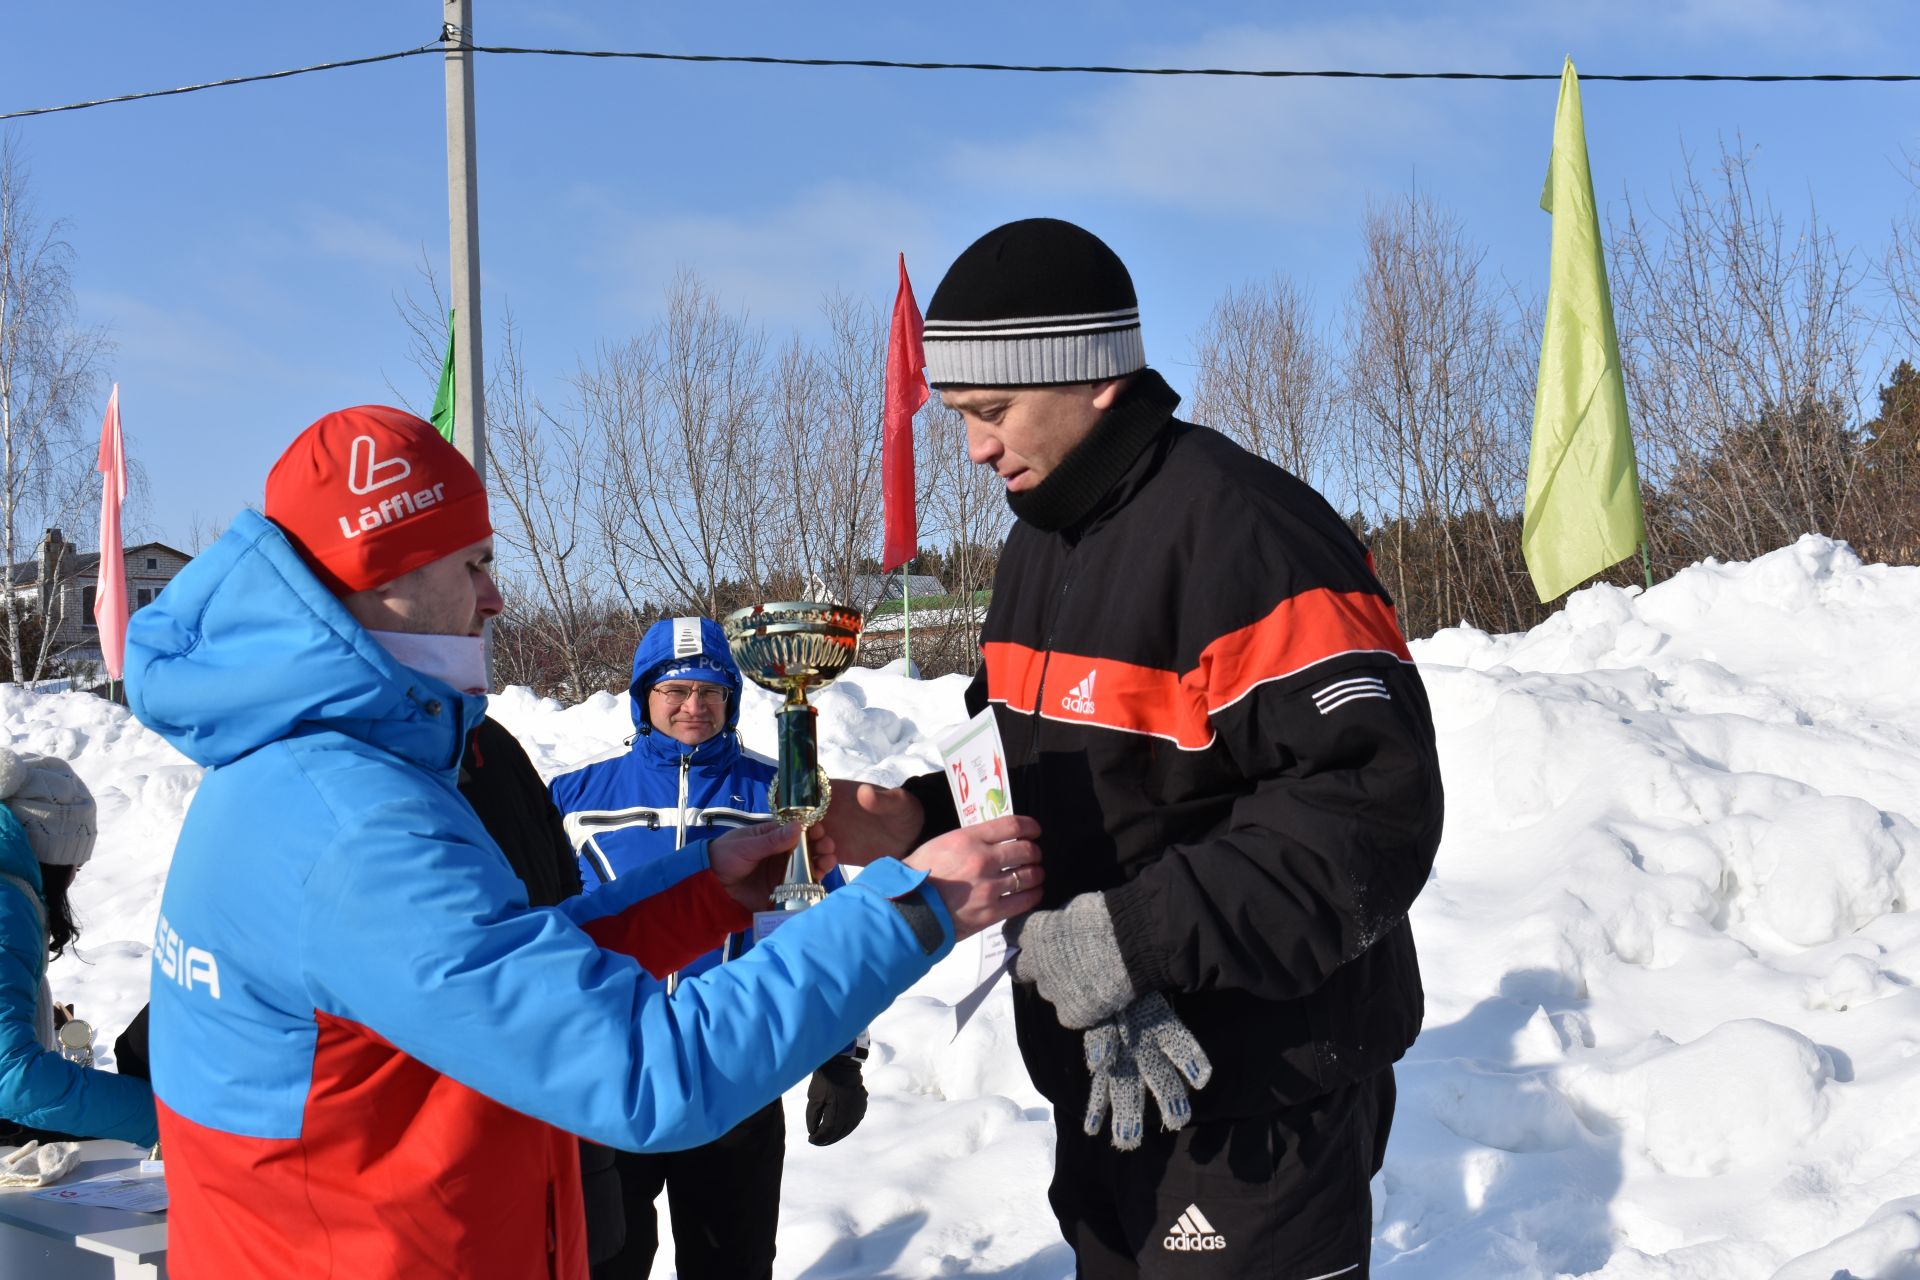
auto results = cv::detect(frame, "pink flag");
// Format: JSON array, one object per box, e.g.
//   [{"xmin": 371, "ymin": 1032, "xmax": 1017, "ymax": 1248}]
[
  {"xmin": 94, "ymin": 385, "xmax": 128, "ymax": 680},
  {"xmin": 881, "ymin": 254, "xmax": 928, "ymax": 572}
]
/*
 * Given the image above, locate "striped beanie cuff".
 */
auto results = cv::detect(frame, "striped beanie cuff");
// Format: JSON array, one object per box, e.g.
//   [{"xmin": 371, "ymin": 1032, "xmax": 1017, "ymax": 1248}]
[
  {"xmin": 922, "ymin": 315, "xmax": 1144, "ymax": 388},
  {"xmin": 923, "ymin": 219, "xmax": 1145, "ymax": 388}
]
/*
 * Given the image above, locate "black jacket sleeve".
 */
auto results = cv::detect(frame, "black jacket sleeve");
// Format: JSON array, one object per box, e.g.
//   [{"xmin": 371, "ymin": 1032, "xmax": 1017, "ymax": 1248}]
[{"xmin": 1104, "ymin": 654, "xmax": 1443, "ymax": 1004}]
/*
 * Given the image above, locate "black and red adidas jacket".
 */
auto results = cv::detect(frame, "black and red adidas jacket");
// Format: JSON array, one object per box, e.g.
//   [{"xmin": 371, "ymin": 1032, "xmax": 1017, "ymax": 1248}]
[{"xmin": 909, "ymin": 370, "xmax": 1444, "ymax": 1119}]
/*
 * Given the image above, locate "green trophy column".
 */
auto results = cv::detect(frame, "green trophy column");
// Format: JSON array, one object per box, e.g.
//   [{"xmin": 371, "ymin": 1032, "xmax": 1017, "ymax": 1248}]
[{"xmin": 774, "ymin": 700, "xmax": 822, "ymax": 816}]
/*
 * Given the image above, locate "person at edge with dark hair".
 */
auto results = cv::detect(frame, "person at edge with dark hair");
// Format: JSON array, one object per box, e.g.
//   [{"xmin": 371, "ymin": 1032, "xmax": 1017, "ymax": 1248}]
[
  {"xmin": 551, "ymin": 615, "xmax": 869, "ymax": 1280},
  {"xmin": 819, "ymin": 219, "xmax": 1444, "ymax": 1279},
  {"xmin": 0, "ymin": 748, "xmax": 157, "ymax": 1147},
  {"xmin": 125, "ymin": 404, "xmax": 1044, "ymax": 1279}
]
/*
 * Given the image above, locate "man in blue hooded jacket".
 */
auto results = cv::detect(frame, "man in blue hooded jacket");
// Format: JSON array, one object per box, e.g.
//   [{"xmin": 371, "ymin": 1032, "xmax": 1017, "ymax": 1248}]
[
  {"xmin": 552, "ymin": 615, "xmax": 867, "ymax": 1279},
  {"xmin": 127, "ymin": 405, "xmax": 1046, "ymax": 1279}
]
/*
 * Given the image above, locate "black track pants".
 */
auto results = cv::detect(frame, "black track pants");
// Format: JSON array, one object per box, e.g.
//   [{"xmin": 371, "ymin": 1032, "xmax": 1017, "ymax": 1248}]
[
  {"xmin": 591, "ymin": 1097, "xmax": 785, "ymax": 1280},
  {"xmin": 1049, "ymin": 1070, "xmax": 1394, "ymax": 1280}
]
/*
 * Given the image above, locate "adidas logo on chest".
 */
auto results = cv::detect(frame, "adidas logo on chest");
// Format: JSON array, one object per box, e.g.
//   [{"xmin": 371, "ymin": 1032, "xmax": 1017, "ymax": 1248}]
[{"xmin": 1060, "ymin": 671, "xmax": 1098, "ymax": 715}]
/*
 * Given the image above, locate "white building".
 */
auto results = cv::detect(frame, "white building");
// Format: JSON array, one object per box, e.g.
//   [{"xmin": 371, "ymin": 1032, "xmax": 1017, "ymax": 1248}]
[{"xmin": 4, "ymin": 527, "xmax": 193, "ymax": 679}]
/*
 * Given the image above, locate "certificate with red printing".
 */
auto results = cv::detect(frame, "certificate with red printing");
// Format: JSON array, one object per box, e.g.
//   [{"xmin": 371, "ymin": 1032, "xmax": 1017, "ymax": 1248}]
[
  {"xmin": 938, "ymin": 708, "xmax": 1021, "ymax": 1038},
  {"xmin": 936, "ymin": 708, "xmax": 1013, "ymax": 827}
]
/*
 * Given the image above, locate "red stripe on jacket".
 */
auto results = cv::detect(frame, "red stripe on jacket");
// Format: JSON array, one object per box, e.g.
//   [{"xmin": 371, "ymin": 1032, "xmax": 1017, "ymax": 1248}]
[
  {"xmin": 158, "ymin": 868, "xmax": 748, "ymax": 1277},
  {"xmin": 983, "ymin": 587, "xmax": 1412, "ymax": 749},
  {"xmin": 158, "ymin": 1014, "xmax": 590, "ymax": 1279},
  {"xmin": 579, "ymin": 859, "xmax": 751, "ymax": 977}
]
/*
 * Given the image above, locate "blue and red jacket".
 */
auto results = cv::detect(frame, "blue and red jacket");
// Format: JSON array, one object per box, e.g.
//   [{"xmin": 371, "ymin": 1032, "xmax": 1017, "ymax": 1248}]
[
  {"xmin": 126, "ymin": 511, "xmax": 955, "ymax": 1279},
  {"xmin": 549, "ymin": 616, "xmax": 846, "ymax": 982}
]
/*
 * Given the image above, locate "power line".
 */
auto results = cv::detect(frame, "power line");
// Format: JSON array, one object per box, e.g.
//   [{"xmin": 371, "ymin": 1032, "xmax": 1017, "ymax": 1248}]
[
  {"xmin": 4, "ymin": 38, "xmax": 1914, "ymax": 122},
  {"xmin": 0, "ymin": 44, "xmax": 442, "ymax": 121},
  {"xmin": 456, "ymin": 44, "xmax": 1920, "ymax": 83}
]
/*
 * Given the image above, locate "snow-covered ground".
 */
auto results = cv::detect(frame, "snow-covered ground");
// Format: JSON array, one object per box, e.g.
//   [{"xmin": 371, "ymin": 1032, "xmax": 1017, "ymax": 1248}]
[{"xmin": 12, "ymin": 533, "xmax": 1920, "ymax": 1277}]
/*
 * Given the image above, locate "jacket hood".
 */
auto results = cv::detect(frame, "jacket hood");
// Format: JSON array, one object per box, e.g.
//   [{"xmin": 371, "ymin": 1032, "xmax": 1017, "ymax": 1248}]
[
  {"xmin": 628, "ymin": 617, "xmax": 745, "ymax": 767},
  {"xmin": 126, "ymin": 509, "xmax": 485, "ymax": 772}
]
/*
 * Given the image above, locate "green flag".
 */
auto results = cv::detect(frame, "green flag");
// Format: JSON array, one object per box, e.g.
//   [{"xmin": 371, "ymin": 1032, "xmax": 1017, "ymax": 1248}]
[
  {"xmin": 429, "ymin": 308, "xmax": 456, "ymax": 443},
  {"xmin": 1522, "ymin": 58, "xmax": 1646, "ymax": 602}
]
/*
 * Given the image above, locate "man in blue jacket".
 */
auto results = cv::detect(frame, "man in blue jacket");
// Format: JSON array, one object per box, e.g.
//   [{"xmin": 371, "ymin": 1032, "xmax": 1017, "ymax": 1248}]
[
  {"xmin": 552, "ymin": 616, "xmax": 868, "ymax": 1280},
  {"xmin": 128, "ymin": 405, "xmax": 1046, "ymax": 1279}
]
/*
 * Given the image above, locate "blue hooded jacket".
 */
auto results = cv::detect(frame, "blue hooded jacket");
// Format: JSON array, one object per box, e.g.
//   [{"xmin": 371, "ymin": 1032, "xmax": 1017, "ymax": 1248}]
[
  {"xmin": 0, "ymin": 808, "xmax": 157, "ymax": 1145},
  {"xmin": 126, "ymin": 511, "xmax": 954, "ymax": 1163},
  {"xmin": 548, "ymin": 617, "xmax": 847, "ymax": 981}
]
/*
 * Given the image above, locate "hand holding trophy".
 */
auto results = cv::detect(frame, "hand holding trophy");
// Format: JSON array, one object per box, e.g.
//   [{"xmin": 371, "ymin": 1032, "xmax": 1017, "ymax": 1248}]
[{"xmin": 723, "ymin": 601, "xmax": 864, "ymax": 938}]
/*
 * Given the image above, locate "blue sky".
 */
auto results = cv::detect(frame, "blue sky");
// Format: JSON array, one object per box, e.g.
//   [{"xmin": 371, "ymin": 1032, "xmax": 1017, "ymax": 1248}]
[{"xmin": 3, "ymin": 1, "xmax": 1917, "ymax": 551}]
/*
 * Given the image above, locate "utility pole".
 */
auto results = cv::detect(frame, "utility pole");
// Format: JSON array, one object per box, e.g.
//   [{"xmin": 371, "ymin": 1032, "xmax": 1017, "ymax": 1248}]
[{"xmin": 443, "ymin": 1, "xmax": 485, "ymax": 483}]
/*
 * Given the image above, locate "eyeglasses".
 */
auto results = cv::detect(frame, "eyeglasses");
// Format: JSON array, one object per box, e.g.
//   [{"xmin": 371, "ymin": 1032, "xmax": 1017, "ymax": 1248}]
[{"xmin": 652, "ymin": 683, "xmax": 727, "ymax": 707}]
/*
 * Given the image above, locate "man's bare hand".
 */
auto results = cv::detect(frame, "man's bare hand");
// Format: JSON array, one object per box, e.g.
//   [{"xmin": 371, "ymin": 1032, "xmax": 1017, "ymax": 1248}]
[
  {"xmin": 709, "ymin": 821, "xmax": 839, "ymax": 914},
  {"xmin": 817, "ymin": 779, "xmax": 925, "ymax": 867},
  {"xmin": 903, "ymin": 814, "xmax": 1045, "ymax": 940}
]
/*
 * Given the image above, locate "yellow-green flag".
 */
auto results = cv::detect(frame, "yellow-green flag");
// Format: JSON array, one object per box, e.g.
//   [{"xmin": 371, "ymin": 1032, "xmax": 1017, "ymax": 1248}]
[
  {"xmin": 1522, "ymin": 58, "xmax": 1645, "ymax": 602},
  {"xmin": 429, "ymin": 308, "xmax": 456, "ymax": 444}
]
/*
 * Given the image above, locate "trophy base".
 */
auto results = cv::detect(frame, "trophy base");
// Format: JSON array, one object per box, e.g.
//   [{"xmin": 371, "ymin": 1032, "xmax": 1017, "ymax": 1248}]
[
  {"xmin": 772, "ymin": 880, "xmax": 827, "ymax": 911},
  {"xmin": 754, "ymin": 881, "xmax": 827, "ymax": 942}
]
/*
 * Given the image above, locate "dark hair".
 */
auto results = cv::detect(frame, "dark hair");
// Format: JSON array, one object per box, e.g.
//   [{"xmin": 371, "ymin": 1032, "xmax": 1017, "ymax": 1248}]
[{"xmin": 38, "ymin": 863, "xmax": 79, "ymax": 959}]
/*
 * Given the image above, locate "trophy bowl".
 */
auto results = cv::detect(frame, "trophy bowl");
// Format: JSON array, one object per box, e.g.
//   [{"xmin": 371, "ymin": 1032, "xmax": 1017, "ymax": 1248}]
[
  {"xmin": 722, "ymin": 601, "xmax": 864, "ymax": 697},
  {"xmin": 723, "ymin": 601, "xmax": 865, "ymax": 917}
]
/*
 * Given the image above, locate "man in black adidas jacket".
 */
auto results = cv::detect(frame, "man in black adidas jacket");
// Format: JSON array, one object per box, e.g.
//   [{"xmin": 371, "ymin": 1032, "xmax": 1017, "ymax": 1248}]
[{"xmin": 826, "ymin": 219, "xmax": 1443, "ymax": 1278}]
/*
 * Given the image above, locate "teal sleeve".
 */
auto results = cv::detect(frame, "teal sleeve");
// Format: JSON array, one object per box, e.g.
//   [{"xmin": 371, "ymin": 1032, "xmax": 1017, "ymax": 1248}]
[{"xmin": 0, "ymin": 876, "xmax": 157, "ymax": 1146}]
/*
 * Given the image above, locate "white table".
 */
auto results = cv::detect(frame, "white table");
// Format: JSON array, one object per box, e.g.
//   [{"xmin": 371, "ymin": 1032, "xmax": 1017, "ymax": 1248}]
[{"xmin": 0, "ymin": 1140, "xmax": 167, "ymax": 1278}]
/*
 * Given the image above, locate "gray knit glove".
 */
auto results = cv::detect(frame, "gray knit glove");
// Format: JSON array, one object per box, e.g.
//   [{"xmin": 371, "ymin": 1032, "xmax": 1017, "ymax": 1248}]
[
  {"xmin": 1009, "ymin": 892, "xmax": 1135, "ymax": 1030},
  {"xmin": 1083, "ymin": 992, "xmax": 1213, "ymax": 1151}
]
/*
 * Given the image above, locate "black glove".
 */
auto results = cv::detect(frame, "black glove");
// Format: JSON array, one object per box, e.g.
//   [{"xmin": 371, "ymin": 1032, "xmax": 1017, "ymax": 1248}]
[{"xmin": 806, "ymin": 1054, "xmax": 868, "ymax": 1146}]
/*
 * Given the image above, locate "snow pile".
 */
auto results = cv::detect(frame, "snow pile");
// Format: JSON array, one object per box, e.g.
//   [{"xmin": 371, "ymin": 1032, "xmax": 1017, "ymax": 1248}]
[
  {"xmin": 8, "ymin": 535, "xmax": 1920, "ymax": 1277},
  {"xmin": 1389, "ymin": 536, "xmax": 1920, "ymax": 1278}
]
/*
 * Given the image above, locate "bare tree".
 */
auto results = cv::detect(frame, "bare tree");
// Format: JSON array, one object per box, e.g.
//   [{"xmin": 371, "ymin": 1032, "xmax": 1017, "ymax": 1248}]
[
  {"xmin": 1611, "ymin": 142, "xmax": 1870, "ymax": 568},
  {"xmin": 1190, "ymin": 275, "xmax": 1339, "ymax": 492},
  {"xmin": 1340, "ymin": 194, "xmax": 1524, "ymax": 638},
  {"xmin": 788, "ymin": 290, "xmax": 886, "ymax": 608},
  {"xmin": 894, "ymin": 394, "xmax": 1008, "ymax": 675},
  {"xmin": 0, "ymin": 137, "xmax": 107, "ymax": 682},
  {"xmin": 587, "ymin": 269, "xmax": 770, "ymax": 618},
  {"xmin": 1884, "ymin": 151, "xmax": 1920, "ymax": 358},
  {"xmin": 483, "ymin": 312, "xmax": 629, "ymax": 698}
]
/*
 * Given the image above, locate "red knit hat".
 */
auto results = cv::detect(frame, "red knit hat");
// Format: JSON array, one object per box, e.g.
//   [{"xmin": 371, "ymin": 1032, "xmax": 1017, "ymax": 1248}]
[{"xmin": 264, "ymin": 406, "xmax": 492, "ymax": 595}]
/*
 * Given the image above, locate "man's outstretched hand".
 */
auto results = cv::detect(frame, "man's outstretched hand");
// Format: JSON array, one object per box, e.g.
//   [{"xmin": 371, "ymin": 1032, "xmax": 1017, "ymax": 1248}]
[
  {"xmin": 708, "ymin": 821, "xmax": 837, "ymax": 913},
  {"xmin": 904, "ymin": 814, "xmax": 1044, "ymax": 940},
  {"xmin": 710, "ymin": 811, "xmax": 1046, "ymax": 939},
  {"xmin": 817, "ymin": 780, "xmax": 925, "ymax": 867}
]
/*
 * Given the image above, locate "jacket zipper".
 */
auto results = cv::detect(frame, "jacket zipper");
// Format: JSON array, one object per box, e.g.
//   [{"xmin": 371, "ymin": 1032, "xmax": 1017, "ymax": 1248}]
[
  {"xmin": 1027, "ymin": 544, "xmax": 1080, "ymax": 767},
  {"xmin": 674, "ymin": 755, "xmax": 691, "ymax": 852},
  {"xmin": 545, "ymin": 1181, "xmax": 558, "ymax": 1280},
  {"xmin": 666, "ymin": 754, "xmax": 692, "ymax": 995}
]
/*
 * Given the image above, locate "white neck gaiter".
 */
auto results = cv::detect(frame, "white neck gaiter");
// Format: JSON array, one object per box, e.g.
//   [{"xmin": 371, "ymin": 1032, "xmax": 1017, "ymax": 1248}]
[{"xmin": 369, "ymin": 630, "xmax": 490, "ymax": 696}]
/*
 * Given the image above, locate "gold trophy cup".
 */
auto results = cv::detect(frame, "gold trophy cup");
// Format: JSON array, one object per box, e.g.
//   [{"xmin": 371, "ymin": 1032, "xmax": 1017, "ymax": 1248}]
[{"xmin": 723, "ymin": 601, "xmax": 864, "ymax": 936}]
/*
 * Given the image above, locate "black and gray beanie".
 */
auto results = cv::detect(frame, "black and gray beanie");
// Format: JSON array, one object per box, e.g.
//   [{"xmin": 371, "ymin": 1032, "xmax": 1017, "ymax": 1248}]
[{"xmin": 923, "ymin": 218, "xmax": 1146, "ymax": 388}]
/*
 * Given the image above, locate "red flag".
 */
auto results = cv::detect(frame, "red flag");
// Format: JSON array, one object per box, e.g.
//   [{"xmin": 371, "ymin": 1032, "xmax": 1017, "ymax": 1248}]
[
  {"xmin": 94, "ymin": 385, "xmax": 128, "ymax": 680},
  {"xmin": 881, "ymin": 253, "xmax": 928, "ymax": 572}
]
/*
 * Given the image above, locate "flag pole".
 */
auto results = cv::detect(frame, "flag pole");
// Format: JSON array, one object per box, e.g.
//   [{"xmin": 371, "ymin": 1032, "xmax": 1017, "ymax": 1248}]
[
  {"xmin": 901, "ymin": 566, "xmax": 911, "ymax": 672},
  {"xmin": 442, "ymin": 2, "xmax": 485, "ymax": 483}
]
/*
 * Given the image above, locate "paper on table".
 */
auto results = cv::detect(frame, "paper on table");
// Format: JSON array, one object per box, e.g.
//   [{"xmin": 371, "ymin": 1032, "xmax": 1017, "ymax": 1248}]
[
  {"xmin": 30, "ymin": 1174, "xmax": 167, "ymax": 1213},
  {"xmin": 938, "ymin": 709, "xmax": 1021, "ymax": 1039}
]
